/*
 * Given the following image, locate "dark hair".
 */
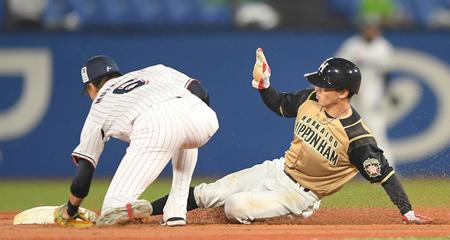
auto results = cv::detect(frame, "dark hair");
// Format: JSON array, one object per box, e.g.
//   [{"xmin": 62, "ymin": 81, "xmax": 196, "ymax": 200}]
[
  {"xmin": 83, "ymin": 72, "xmax": 122, "ymax": 95},
  {"xmin": 334, "ymin": 88, "xmax": 353, "ymax": 99}
]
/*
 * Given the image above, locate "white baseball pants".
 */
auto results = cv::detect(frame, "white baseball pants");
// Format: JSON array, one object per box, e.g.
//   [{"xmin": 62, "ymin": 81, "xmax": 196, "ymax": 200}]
[
  {"xmin": 194, "ymin": 158, "xmax": 320, "ymax": 224},
  {"xmin": 102, "ymin": 94, "xmax": 219, "ymax": 221}
]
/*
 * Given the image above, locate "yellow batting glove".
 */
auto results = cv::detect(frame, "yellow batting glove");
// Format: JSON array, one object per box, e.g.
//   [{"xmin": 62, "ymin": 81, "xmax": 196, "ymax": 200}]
[{"xmin": 252, "ymin": 48, "xmax": 271, "ymax": 90}]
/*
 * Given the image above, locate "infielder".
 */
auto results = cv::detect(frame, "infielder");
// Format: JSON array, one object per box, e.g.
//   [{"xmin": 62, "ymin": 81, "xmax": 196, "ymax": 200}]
[
  {"xmin": 151, "ymin": 49, "xmax": 432, "ymax": 225},
  {"xmin": 54, "ymin": 56, "xmax": 219, "ymax": 227}
]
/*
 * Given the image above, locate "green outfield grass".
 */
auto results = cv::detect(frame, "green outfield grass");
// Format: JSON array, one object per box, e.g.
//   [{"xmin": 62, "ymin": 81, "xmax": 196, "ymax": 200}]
[{"xmin": 0, "ymin": 178, "xmax": 449, "ymax": 211}]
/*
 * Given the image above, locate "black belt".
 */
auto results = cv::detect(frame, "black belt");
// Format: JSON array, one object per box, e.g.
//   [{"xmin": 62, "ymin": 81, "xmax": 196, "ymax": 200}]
[{"xmin": 284, "ymin": 170, "xmax": 310, "ymax": 192}]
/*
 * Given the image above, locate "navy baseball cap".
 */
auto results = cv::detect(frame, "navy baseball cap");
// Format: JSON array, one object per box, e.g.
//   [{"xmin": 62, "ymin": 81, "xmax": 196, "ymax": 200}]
[{"xmin": 81, "ymin": 55, "xmax": 121, "ymax": 84}]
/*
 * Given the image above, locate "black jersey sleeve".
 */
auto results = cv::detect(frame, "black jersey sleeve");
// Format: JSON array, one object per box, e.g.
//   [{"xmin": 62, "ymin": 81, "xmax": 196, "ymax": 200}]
[
  {"xmin": 349, "ymin": 138, "xmax": 412, "ymax": 215},
  {"xmin": 70, "ymin": 158, "xmax": 95, "ymax": 199},
  {"xmin": 259, "ymin": 86, "xmax": 314, "ymax": 118},
  {"xmin": 348, "ymin": 138, "xmax": 393, "ymax": 183},
  {"xmin": 381, "ymin": 174, "xmax": 412, "ymax": 215}
]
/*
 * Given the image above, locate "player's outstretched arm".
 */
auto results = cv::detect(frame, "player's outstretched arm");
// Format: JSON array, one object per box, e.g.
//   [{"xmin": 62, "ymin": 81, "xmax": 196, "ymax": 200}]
[
  {"xmin": 382, "ymin": 174, "xmax": 433, "ymax": 224},
  {"xmin": 349, "ymin": 142, "xmax": 433, "ymax": 225},
  {"xmin": 55, "ymin": 159, "xmax": 96, "ymax": 227}
]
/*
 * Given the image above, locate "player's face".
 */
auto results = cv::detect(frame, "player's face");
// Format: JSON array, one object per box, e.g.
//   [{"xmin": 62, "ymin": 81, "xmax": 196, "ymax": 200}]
[{"xmin": 314, "ymin": 87, "xmax": 348, "ymax": 107}]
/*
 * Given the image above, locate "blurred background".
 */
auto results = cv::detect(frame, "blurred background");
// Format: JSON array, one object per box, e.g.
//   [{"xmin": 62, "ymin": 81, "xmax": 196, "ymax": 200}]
[{"xmin": 0, "ymin": 0, "xmax": 449, "ymax": 180}]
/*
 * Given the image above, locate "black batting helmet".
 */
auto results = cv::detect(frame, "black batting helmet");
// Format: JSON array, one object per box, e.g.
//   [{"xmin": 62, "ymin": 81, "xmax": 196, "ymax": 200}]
[
  {"xmin": 81, "ymin": 55, "xmax": 121, "ymax": 84},
  {"xmin": 304, "ymin": 57, "xmax": 361, "ymax": 94}
]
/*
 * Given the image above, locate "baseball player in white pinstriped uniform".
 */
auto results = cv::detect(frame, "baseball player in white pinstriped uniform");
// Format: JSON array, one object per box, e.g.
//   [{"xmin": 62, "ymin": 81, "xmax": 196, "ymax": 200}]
[{"xmin": 54, "ymin": 55, "xmax": 218, "ymax": 227}]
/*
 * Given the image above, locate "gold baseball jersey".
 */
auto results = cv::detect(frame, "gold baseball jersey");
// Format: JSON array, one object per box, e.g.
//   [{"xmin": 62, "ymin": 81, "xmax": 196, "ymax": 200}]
[{"xmin": 260, "ymin": 87, "xmax": 395, "ymax": 199}]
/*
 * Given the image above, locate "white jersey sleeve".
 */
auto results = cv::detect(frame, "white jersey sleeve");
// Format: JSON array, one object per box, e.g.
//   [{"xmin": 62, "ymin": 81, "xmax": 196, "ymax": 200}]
[{"xmin": 71, "ymin": 113, "xmax": 106, "ymax": 168}]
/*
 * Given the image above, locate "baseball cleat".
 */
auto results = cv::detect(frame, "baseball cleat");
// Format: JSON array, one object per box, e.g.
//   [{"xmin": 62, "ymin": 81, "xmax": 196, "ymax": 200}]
[
  {"xmin": 160, "ymin": 217, "xmax": 186, "ymax": 227},
  {"xmin": 96, "ymin": 199, "xmax": 152, "ymax": 226}
]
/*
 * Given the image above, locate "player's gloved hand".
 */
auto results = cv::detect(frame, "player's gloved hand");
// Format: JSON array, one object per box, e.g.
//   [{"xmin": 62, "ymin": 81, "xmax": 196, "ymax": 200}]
[
  {"xmin": 252, "ymin": 48, "xmax": 271, "ymax": 90},
  {"xmin": 54, "ymin": 204, "xmax": 94, "ymax": 228},
  {"xmin": 402, "ymin": 210, "xmax": 433, "ymax": 224}
]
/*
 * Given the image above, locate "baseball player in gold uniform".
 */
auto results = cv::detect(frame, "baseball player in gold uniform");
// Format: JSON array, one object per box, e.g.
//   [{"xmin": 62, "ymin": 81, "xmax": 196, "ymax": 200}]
[{"xmin": 151, "ymin": 48, "xmax": 432, "ymax": 225}]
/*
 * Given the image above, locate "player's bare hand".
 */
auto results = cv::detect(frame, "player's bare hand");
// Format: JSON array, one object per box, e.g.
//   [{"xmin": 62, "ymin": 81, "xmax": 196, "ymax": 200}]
[
  {"xmin": 402, "ymin": 210, "xmax": 433, "ymax": 224},
  {"xmin": 252, "ymin": 48, "xmax": 271, "ymax": 90}
]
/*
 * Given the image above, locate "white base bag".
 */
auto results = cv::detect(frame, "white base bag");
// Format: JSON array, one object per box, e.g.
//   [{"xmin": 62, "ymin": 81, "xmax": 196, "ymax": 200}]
[{"xmin": 13, "ymin": 206, "xmax": 98, "ymax": 225}]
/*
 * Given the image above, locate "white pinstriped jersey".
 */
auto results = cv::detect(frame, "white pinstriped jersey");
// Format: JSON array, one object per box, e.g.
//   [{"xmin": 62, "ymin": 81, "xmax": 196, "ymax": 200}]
[{"xmin": 72, "ymin": 64, "xmax": 196, "ymax": 167}]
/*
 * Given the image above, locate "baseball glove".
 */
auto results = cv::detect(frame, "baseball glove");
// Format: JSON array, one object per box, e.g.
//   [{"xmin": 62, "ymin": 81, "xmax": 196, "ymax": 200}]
[{"xmin": 54, "ymin": 204, "xmax": 94, "ymax": 228}]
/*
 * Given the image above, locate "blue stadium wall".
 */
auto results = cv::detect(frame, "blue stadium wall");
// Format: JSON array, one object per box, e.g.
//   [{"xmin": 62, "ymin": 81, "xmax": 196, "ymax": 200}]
[{"xmin": 0, "ymin": 31, "xmax": 449, "ymax": 177}]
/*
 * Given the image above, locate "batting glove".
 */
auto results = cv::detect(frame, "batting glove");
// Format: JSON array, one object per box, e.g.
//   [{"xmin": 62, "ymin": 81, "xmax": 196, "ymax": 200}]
[
  {"xmin": 252, "ymin": 48, "xmax": 271, "ymax": 90},
  {"xmin": 54, "ymin": 204, "xmax": 94, "ymax": 228},
  {"xmin": 402, "ymin": 210, "xmax": 433, "ymax": 224}
]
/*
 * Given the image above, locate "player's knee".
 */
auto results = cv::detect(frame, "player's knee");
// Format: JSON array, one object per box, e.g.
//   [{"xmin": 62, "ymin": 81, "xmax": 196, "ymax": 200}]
[
  {"xmin": 195, "ymin": 183, "xmax": 231, "ymax": 208},
  {"xmin": 224, "ymin": 195, "xmax": 252, "ymax": 224}
]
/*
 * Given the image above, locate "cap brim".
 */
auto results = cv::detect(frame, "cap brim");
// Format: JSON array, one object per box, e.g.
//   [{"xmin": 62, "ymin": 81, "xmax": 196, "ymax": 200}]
[{"xmin": 304, "ymin": 72, "xmax": 332, "ymax": 88}]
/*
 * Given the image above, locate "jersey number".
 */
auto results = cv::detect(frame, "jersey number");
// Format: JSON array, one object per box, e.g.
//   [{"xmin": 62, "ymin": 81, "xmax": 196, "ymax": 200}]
[{"xmin": 113, "ymin": 78, "xmax": 147, "ymax": 94}]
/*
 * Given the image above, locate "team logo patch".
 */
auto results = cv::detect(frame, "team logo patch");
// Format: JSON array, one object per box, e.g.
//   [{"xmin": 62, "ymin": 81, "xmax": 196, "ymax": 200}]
[{"xmin": 363, "ymin": 158, "xmax": 381, "ymax": 178}]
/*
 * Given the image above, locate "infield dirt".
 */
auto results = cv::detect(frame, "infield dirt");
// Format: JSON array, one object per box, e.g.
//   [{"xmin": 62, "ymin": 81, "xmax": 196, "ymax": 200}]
[{"xmin": 1, "ymin": 207, "xmax": 449, "ymax": 239}]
